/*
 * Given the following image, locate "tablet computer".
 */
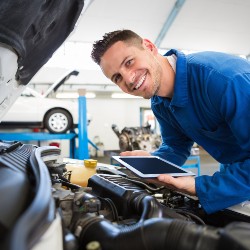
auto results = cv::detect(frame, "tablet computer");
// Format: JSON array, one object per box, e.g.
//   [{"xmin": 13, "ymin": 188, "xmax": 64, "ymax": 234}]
[{"xmin": 112, "ymin": 155, "xmax": 196, "ymax": 178}]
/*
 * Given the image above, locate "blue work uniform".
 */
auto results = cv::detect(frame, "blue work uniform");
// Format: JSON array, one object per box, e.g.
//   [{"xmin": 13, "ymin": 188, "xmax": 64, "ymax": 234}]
[{"xmin": 151, "ymin": 49, "xmax": 250, "ymax": 214}]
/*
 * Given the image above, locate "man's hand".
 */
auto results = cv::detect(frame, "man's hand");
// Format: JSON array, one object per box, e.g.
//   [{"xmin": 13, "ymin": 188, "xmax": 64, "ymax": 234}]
[
  {"xmin": 119, "ymin": 151, "xmax": 196, "ymax": 196},
  {"xmin": 120, "ymin": 150, "xmax": 151, "ymax": 156},
  {"xmin": 156, "ymin": 175, "xmax": 196, "ymax": 196}
]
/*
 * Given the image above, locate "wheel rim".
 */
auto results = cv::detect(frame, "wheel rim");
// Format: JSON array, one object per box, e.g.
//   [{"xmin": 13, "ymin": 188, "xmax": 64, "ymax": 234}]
[{"xmin": 48, "ymin": 112, "xmax": 69, "ymax": 132}]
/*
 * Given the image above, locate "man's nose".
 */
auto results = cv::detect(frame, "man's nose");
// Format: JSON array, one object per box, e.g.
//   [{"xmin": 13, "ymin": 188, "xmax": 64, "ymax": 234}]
[{"xmin": 122, "ymin": 70, "xmax": 136, "ymax": 85}]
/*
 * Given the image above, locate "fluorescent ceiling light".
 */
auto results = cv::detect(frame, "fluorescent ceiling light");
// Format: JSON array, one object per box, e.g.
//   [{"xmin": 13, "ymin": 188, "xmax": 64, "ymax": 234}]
[
  {"xmin": 86, "ymin": 92, "xmax": 96, "ymax": 98},
  {"xmin": 111, "ymin": 93, "xmax": 142, "ymax": 99},
  {"xmin": 56, "ymin": 92, "xmax": 96, "ymax": 99}
]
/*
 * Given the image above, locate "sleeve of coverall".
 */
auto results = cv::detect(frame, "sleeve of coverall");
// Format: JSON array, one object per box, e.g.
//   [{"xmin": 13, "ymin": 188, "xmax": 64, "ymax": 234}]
[
  {"xmin": 150, "ymin": 103, "xmax": 193, "ymax": 166},
  {"xmin": 196, "ymin": 72, "xmax": 250, "ymax": 214}
]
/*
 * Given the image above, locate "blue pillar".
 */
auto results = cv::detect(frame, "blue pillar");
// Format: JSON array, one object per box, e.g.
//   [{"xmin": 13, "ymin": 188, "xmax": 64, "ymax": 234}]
[{"xmin": 78, "ymin": 89, "xmax": 89, "ymax": 159}]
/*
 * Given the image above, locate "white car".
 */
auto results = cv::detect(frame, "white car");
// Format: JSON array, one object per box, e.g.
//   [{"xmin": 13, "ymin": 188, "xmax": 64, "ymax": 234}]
[{"xmin": 0, "ymin": 70, "xmax": 80, "ymax": 134}]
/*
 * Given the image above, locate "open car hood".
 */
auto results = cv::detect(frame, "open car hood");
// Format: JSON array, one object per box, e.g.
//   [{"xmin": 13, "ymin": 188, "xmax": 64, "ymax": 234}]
[
  {"xmin": 42, "ymin": 70, "xmax": 79, "ymax": 98},
  {"xmin": 20, "ymin": 69, "xmax": 80, "ymax": 99},
  {"xmin": 0, "ymin": 0, "xmax": 84, "ymax": 120}
]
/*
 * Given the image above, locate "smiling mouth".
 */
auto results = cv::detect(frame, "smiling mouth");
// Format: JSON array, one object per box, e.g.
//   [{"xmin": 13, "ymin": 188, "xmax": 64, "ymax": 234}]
[{"xmin": 134, "ymin": 73, "xmax": 147, "ymax": 90}]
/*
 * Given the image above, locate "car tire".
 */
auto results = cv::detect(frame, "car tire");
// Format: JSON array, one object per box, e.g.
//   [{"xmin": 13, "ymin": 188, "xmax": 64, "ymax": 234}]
[{"xmin": 44, "ymin": 109, "xmax": 73, "ymax": 134}]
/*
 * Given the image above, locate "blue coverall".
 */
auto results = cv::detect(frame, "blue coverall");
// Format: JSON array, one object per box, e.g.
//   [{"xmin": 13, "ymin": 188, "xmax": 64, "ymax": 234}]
[{"xmin": 151, "ymin": 49, "xmax": 250, "ymax": 214}]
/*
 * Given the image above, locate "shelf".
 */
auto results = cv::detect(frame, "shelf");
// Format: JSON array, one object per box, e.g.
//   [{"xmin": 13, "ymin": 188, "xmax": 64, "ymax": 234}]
[
  {"xmin": 0, "ymin": 131, "xmax": 77, "ymax": 158},
  {"xmin": 0, "ymin": 132, "xmax": 77, "ymax": 141}
]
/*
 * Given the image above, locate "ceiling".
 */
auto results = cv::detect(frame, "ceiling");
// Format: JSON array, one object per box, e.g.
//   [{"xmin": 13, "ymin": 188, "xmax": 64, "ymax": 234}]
[{"xmin": 30, "ymin": 0, "xmax": 250, "ymax": 95}]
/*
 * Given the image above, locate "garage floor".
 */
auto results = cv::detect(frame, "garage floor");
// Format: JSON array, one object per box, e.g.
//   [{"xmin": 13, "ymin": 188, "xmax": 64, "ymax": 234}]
[{"xmin": 197, "ymin": 148, "xmax": 219, "ymax": 176}]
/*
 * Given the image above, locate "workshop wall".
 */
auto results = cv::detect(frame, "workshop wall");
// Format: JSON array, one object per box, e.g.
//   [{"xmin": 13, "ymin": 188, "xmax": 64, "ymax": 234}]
[{"xmin": 87, "ymin": 97, "xmax": 151, "ymax": 151}]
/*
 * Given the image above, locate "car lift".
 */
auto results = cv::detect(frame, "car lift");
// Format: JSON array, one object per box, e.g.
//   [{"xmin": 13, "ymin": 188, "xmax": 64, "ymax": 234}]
[{"xmin": 0, "ymin": 91, "xmax": 96, "ymax": 159}]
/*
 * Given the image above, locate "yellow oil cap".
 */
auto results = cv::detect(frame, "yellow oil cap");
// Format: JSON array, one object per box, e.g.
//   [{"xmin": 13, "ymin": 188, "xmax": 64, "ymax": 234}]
[{"xmin": 84, "ymin": 159, "xmax": 98, "ymax": 168}]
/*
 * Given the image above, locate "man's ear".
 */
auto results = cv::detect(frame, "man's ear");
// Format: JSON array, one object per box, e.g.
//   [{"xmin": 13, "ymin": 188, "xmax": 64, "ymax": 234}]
[{"xmin": 142, "ymin": 39, "xmax": 158, "ymax": 54}]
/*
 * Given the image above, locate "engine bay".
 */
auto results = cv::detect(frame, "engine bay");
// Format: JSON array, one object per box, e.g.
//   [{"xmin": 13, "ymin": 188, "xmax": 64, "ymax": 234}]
[{"xmin": 0, "ymin": 141, "xmax": 250, "ymax": 250}]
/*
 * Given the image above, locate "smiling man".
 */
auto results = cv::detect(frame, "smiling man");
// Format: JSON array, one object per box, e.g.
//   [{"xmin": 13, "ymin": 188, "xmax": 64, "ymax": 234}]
[{"xmin": 91, "ymin": 29, "xmax": 250, "ymax": 215}]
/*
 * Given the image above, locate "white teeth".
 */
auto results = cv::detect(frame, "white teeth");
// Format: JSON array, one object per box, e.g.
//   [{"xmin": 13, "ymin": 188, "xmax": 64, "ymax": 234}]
[{"xmin": 135, "ymin": 74, "xmax": 146, "ymax": 90}]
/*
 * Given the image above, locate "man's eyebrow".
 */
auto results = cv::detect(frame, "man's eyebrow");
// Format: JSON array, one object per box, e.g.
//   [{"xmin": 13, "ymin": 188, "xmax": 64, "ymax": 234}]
[{"xmin": 111, "ymin": 56, "xmax": 129, "ymax": 82}]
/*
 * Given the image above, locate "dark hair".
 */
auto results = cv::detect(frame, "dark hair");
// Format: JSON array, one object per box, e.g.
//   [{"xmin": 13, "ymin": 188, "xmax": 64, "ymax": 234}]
[{"xmin": 91, "ymin": 29, "xmax": 143, "ymax": 65}]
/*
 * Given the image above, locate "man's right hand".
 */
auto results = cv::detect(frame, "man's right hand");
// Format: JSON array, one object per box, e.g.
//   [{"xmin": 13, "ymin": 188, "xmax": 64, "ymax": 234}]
[
  {"xmin": 119, "ymin": 150, "xmax": 197, "ymax": 196},
  {"xmin": 157, "ymin": 174, "xmax": 196, "ymax": 196},
  {"xmin": 120, "ymin": 150, "xmax": 151, "ymax": 156}
]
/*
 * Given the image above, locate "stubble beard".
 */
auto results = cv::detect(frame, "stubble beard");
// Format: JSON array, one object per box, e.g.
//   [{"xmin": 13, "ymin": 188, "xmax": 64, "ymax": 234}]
[{"xmin": 143, "ymin": 60, "xmax": 162, "ymax": 99}]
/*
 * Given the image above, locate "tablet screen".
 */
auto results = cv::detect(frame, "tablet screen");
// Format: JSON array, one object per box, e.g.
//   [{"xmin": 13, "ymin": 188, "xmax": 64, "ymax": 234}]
[
  {"xmin": 112, "ymin": 156, "xmax": 195, "ymax": 178},
  {"xmin": 120, "ymin": 157, "xmax": 185, "ymax": 174}
]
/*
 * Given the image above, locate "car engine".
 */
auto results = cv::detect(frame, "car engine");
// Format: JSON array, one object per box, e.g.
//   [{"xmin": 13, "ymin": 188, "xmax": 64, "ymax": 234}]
[
  {"xmin": 111, "ymin": 124, "xmax": 162, "ymax": 152},
  {"xmin": 0, "ymin": 141, "xmax": 250, "ymax": 250}
]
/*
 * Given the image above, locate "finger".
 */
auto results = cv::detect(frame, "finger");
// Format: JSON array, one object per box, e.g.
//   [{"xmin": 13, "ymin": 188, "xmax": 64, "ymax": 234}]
[
  {"xmin": 146, "ymin": 178, "xmax": 176, "ymax": 190},
  {"xmin": 120, "ymin": 151, "xmax": 133, "ymax": 156},
  {"xmin": 157, "ymin": 174, "xmax": 174, "ymax": 184}
]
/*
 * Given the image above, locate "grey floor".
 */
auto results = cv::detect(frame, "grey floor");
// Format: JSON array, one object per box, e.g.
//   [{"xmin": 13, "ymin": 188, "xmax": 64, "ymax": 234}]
[
  {"xmin": 197, "ymin": 148, "xmax": 220, "ymax": 176},
  {"xmin": 93, "ymin": 148, "xmax": 220, "ymax": 177}
]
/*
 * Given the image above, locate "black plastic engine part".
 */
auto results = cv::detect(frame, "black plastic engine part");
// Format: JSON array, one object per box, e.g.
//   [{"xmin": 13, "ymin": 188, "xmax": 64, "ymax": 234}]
[{"xmin": 88, "ymin": 174, "xmax": 188, "ymax": 221}]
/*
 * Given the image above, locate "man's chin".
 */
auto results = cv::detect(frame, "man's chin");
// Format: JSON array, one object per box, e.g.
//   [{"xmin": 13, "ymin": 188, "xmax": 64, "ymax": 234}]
[
  {"xmin": 142, "ymin": 92, "xmax": 154, "ymax": 99},
  {"xmin": 127, "ymin": 90, "xmax": 152, "ymax": 99}
]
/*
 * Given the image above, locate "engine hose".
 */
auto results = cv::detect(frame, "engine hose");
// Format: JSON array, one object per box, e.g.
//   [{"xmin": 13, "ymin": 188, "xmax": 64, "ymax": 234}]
[
  {"xmin": 77, "ymin": 215, "xmax": 221, "ymax": 250},
  {"xmin": 130, "ymin": 193, "xmax": 189, "ymax": 222}
]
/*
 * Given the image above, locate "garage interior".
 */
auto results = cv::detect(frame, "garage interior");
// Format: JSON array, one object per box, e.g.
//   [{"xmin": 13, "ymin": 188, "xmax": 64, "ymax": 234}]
[
  {"xmin": 0, "ymin": 1, "xmax": 250, "ymax": 249},
  {"xmin": 2, "ymin": 0, "xmax": 250, "ymax": 163}
]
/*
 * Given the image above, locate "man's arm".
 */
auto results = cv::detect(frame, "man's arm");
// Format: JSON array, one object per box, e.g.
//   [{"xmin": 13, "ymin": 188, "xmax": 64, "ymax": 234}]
[
  {"xmin": 151, "ymin": 103, "xmax": 193, "ymax": 166},
  {"xmin": 192, "ymin": 64, "xmax": 250, "ymax": 214}
]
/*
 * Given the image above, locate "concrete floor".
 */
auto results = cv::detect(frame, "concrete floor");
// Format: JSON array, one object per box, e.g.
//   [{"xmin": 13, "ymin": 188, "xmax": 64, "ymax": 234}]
[{"xmin": 196, "ymin": 148, "xmax": 220, "ymax": 176}]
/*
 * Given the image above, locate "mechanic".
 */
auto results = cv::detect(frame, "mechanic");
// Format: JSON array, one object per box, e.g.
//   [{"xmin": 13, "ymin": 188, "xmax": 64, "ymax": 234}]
[{"xmin": 91, "ymin": 29, "xmax": 250, "ymax": 214}]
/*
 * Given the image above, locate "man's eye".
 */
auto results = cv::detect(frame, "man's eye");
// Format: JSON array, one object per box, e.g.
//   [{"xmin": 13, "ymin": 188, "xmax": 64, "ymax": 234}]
[
  {"xmin": 125, "ymin": 59, "xmax": 133, "ymax": 67},
  {"xmin": 114, "ymin": 74, "xmax": 121, "ymax": 83}
]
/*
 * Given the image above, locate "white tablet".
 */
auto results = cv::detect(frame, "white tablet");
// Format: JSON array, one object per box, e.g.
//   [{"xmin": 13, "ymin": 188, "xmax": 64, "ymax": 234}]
[{"xmin": 112, "ymin": 155, "xmax": 196, "ymax": 178}]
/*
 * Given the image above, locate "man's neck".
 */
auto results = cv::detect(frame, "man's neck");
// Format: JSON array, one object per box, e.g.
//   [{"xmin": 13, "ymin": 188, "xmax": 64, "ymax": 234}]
[{"xmin": 157, "ymin": 55, "xmax": 176, "ymax": 98}]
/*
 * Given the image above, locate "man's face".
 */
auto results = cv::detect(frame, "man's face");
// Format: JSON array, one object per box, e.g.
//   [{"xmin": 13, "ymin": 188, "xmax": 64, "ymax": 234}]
[{"xmin": 100, "ymin": 40, "xmax": 163, "ymax": 99}]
